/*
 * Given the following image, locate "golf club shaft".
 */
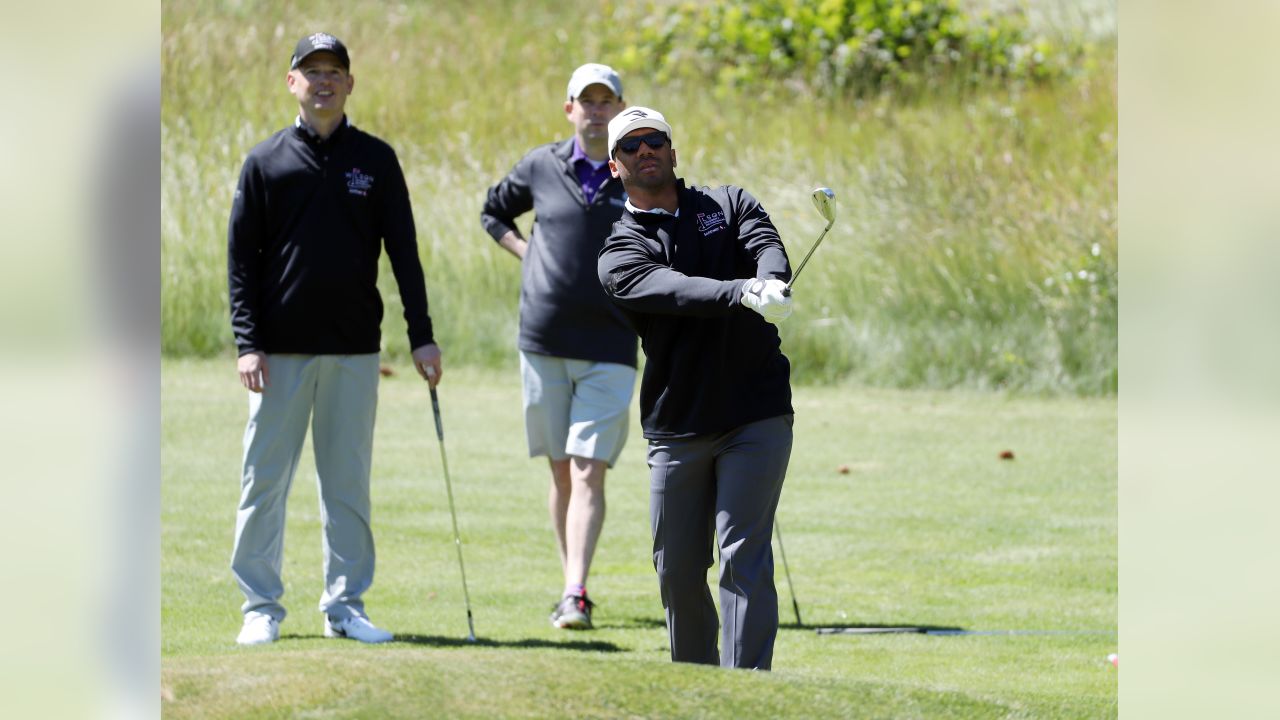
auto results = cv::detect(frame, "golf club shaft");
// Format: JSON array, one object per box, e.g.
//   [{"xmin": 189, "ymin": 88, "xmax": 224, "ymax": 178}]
[
  {"xmin": 783, "ymin": 220, "xmax": 834, "ymax": 297},
  {"xmin": 429, "ymin": 386, "xmax": 477, "ymax": 641},
  {"xmin": 773, "ymin": 519, "xmax": 803, "ymax": 626}
]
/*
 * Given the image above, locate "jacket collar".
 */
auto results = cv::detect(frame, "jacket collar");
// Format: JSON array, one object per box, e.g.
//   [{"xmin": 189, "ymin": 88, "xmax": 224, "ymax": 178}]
[
  {"xmin": 293, "ymin": 115, "xmax": 350, "ymax": 144},
  {"xmin": 625, "ymin": 178, "xmax": 686, "ymax": 221},
  {"xmin": 553, "ymin": 137, "xmax": 577, "ymax": 162}
]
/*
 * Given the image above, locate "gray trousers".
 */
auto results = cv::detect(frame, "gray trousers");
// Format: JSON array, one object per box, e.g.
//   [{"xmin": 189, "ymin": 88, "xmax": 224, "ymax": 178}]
[
  {"xmin": 647, "ymin": 414, "xmax": 793, "ymax": 670},
  {"xmin": 230, "ymin": 354, "xmax": 379, "ymax": 624}
]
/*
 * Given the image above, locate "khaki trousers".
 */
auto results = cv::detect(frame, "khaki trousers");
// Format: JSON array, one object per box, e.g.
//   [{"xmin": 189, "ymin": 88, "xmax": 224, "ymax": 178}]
[{"xmin": 230, "ymin": 353, "xmax": 380, "ymax": 624}]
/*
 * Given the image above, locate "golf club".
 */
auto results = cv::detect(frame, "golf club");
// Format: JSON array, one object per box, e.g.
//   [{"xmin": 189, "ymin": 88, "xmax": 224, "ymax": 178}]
[
  {"xmin": 773, "ymin": 519, "xmax": 802, "ymax": 626},
  {"xmin": 426, "ymin": 368, "xmax": 477, "ymax": 642},
  {"xmin": 782, "ymin": 187, "xmax": 837, "ymax": 297}
]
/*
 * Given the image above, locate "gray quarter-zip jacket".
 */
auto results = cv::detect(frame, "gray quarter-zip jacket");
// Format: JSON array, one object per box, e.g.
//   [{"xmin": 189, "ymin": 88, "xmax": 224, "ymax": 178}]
[{"xmin": 481, "ymin": 138, "xmax": 637, "ymax": 367}]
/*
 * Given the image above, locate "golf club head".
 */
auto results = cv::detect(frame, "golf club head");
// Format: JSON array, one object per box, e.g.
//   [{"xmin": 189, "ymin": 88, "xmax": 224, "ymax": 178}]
[
  {"xmin": 811, "ymin": 187, "xmax": 836, "ymax": 224},
  {"xmin": 784, "ymin": 187, "xmax": 837, "ymax": 297}
]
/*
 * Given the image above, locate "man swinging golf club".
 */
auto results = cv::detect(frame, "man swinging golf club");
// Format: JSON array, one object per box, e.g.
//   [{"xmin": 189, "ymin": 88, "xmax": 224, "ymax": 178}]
[{"xmin": 597, "ymin": 107, "xmax": 796, "ymax": 670}]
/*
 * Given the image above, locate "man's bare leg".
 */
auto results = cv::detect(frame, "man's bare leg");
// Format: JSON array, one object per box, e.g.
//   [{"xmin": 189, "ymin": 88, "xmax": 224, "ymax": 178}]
[{"xmin": 549, "ymin": 456, "xmax": 607, "ymax": 629}]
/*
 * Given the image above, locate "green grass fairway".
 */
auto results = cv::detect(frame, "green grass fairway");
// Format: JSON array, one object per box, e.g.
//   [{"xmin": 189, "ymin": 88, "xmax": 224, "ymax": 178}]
[{"xmin": 162, "ymin": 358, "xmax": 1116, "ymax": 718}]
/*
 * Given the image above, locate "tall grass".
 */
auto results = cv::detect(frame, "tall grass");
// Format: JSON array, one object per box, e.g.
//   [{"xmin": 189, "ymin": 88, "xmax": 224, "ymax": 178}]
[{"xmin": 162, "ymin": 0, "xmax": 1116, "ymax": 394}]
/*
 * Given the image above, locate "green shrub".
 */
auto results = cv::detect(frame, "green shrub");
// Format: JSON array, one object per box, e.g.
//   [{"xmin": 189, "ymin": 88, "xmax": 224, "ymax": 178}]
[{"xmin": 607, "ymin": 0, "xmax": 1083, "ymax": 97}]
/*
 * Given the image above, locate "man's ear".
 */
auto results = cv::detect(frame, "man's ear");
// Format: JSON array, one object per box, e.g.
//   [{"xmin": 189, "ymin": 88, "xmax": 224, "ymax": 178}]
[
  {"xmin": 347, "ymin": 73, "xmax": 355, "ymax": 95},
  {"xmin": 608, "ymin": 158, "xmax": 620, "ymax": 178},
  {"xmin": 564, "ymin": 99, "xmax": 575, "ymax": 119},
  {"xmin": 671, "ymin": 148, "xmax": 677, "ymax": 168}
]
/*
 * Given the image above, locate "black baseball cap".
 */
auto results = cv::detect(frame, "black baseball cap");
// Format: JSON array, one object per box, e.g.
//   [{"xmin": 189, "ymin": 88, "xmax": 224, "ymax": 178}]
[{"xmin": 290, "ymin": 32, "xmax": 350, "ymax": 70}]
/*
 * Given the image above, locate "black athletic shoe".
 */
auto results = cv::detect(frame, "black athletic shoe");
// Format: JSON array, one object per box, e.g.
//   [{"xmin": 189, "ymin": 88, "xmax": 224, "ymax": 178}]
[{"xmin": 550, "ymin": 593, "xmax": 594, "ymax": 630}]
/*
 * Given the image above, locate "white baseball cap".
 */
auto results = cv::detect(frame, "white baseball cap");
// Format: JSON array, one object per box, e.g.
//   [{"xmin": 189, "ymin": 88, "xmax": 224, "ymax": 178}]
[
  {"xmin": 566, "ymin": 63, "xmax": 623, "ymax": 100},
  {"xmin": 607, "ymin": 107, "xmax": 674, "ymax": 158}
]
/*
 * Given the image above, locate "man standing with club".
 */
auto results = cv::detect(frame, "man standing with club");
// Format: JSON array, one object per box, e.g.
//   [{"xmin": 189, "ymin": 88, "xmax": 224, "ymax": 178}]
[
  {"xmin": 480, "ymin": 64, "xmax": 637, "ymax": 630},
  {"xmin": 228, "ymin": 32, "xmax": 442, "ymax": 645},
  {"xmin": 597, "ymin": 107, "xmax": 795, "ymax": 669}
]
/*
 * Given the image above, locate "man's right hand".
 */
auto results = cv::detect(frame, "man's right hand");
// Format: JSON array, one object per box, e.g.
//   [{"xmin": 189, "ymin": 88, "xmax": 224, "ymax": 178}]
[
  {"xmin": 238, "ymin": 352, "xmax": 269, "ymax": 393},
  {"xmin": 740, "ymin": 278, "xmax": 794, "ymax": 324}
]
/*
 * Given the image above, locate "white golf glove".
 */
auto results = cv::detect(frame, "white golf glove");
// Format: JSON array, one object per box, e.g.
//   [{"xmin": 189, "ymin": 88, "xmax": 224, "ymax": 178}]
[{"xmin": 740, "ymin": 278, "xmax": 793, "ymax": 324}]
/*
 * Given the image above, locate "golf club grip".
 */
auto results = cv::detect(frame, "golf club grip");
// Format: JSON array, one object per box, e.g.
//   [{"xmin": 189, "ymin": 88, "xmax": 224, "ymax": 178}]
[{"xmin": 429, "ymin": 387, "xmax": 444, "ymax": 440}]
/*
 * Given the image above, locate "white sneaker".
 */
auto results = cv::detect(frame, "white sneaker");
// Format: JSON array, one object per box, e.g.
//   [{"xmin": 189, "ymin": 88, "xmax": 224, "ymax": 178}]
[
  {"xmin": 236, "ymin": 611, "xmax": 279, "ymax": 646},
  {"xmin": 324, "ymin": 614, "xmax": 393, "ymax": 643}
]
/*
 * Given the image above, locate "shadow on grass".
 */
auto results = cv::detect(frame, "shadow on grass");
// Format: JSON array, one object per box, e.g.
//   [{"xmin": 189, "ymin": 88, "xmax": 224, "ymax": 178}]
[
  {"xmin": 792, "ymin": 623, "xmax": 965, "ymax": 634},
  {"xmin": 585, "ymin": 617, "xmax": 966, "ymax": 635},
  {"xmin": 390, "ymin": 634, "xmax": 625, "ymax": 652},
  {"xmin": 593, "ymin": 615, "xmax": 666, "ymax": 631}
]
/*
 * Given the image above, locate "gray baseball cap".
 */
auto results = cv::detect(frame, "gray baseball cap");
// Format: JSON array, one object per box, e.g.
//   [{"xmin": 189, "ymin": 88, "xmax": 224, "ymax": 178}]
[{"xmin": 567, "ymin": 63, "xmax": 622, "ymax": 100}]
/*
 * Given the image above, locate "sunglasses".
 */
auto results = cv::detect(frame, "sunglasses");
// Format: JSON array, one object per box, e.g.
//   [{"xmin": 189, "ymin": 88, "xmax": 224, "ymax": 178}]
[{"xmin": 615, "ymin": 131, "xmax": 670, "ymax": 155}]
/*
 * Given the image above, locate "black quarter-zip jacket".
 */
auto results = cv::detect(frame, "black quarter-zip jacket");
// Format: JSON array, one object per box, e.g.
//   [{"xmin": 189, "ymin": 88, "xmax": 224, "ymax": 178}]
[
  {"xmin": 597, "ymin": 180, "xmax": 793, "ymax": 438},
  {"xmin": 481, "ymin": 138, "xmax": 636, "ymax": 367},
  {"xmin": 228, "ymin": 118, "xmax": 434, "ymax": 356}
]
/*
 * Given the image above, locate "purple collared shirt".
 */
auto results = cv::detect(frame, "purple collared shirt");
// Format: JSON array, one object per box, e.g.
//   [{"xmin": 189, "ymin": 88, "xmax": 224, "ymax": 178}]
[{"xmin": 570, "ymin": 137, "xmax": 612, "ymax": 205}]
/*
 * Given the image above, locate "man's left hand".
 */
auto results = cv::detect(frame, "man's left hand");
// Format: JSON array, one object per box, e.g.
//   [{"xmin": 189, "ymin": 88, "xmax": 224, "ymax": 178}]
[
  {"xmin": 411, "ymin": 343, "xmax": 443, "ymax": 386},
  {"xmin": 740, "ymin": 278, "xmax": 794, "ymax": 324}
]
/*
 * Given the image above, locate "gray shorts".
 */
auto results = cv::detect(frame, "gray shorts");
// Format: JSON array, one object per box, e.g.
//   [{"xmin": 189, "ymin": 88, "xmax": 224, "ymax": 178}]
[{"xmin": 520, "ymin": 351, "xmax": 636, "ymax": 468}]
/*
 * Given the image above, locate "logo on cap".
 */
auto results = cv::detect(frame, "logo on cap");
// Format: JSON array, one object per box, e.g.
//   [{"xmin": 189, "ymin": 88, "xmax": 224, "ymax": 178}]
[
  {"xmin": 292, "ymin": 32, "xmax": 350, "ymax": 69},
  {"xmin": 309, "ymin": 32, "xmax": 338, "ymax": 50}
]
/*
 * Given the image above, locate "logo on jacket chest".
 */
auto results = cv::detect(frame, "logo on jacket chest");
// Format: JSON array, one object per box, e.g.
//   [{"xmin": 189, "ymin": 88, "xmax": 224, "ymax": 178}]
[
  {"xmin": 696, "ymin": 211, "xmax": 727, "ymax": 236},
  {"xmin": 345, "ymin": 168, "xmax": 375, "ymax": 196}
]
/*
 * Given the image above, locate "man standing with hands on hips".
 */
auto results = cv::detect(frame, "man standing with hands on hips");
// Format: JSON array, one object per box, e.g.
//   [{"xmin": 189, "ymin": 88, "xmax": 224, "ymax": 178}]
[
  {"xmin": 480, "ymin": 64, "xmax": 636, "ymax": 630},
  {"xmin": 597, "ymin": 107, "xmax": 795, "ymax": 669},
  {"xmin": 227, "ymin": 32, "xmax": 443, "ymax": 645}
]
